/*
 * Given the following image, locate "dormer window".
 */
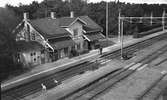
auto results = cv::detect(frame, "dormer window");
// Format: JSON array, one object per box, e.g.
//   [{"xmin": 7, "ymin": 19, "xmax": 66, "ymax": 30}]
[{"xmin": 73, "ymin": 28, "xmax": 78, "ymax": 37}]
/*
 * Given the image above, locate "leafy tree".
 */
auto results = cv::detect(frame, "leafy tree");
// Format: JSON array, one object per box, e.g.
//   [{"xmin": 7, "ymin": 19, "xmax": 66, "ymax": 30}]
[{"xmin": 0, "ymin": 7, "xmax": 21, "ymax": 81}]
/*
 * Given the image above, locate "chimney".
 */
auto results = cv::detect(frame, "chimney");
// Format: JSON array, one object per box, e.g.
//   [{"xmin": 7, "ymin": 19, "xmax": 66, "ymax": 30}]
[
  {"xmin": 70, "ymin": 11, "xmax": 74, "ymax": 18},
  {"xmin": 23, "ymin": 12, "xmax": 29, "ymax": 20},
  {"xmin": 50, "ymin": 12, "xmax": 56, "ymax": 19}
]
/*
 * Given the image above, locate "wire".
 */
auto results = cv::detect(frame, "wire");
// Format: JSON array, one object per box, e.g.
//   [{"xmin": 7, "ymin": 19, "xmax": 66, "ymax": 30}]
[{"xmin": 123, "ymin": 18, "xmax": 167, "ymax": 24}]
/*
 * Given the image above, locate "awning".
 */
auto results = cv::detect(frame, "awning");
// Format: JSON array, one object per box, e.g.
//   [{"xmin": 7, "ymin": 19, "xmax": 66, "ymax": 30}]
[
  {"xmin": 49, "ymin": 37, "xmax": 75, "ymax": 50},
  {"xmin": 83, "ymin": 32, "xmax": 105, "ymax": 41}
]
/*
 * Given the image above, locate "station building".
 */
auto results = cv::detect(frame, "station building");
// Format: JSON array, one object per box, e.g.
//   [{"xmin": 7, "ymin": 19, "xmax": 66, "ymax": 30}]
[{"xmin": 14, "ymin": 11, "xmax": 105, "ymax": 66}]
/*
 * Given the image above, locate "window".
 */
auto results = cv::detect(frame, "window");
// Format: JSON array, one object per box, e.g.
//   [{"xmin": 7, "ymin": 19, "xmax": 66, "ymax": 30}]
[
  {"xmin": 30, "ymin": 53, "xmax": 33, "ymax": 56},
  {"xmin": 73, "ymin": 28, "xmax": 78, "ymax": 37},
  {"xmin": 31, "ymin": 33, "xmax": 36, "ymax": 40},
  {"xmin": 30, "ymin": 52, "xmax": 36, "ymax": 56},
  {"xmin": 34, "ymin": 58, "xmax": 36, "ymax": 62}
]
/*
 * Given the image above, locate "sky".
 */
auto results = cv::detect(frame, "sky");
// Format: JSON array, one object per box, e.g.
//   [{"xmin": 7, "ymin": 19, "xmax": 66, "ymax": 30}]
[{"xmin": 0, "ymin": 0, "xmax": 167, "ymax": 7}]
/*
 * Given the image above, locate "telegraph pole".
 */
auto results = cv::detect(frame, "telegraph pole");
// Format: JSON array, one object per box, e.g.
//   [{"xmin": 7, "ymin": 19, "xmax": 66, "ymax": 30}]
[
  {"xmin": 150, "ymin": 12, "xmax": 153, "ymax": 25},
  {"xmin": 118, "ymin": 9, "xmax": 121, "ymax": 43},
  {"xmin": 120, "ymin": 18, "xmax": 124, "ymax": 59},
  {"xmin": 118, "ymin": 10, "xmax": 167, "ymax": 59},
  {"xmin": 106, "ymin": 2, "xmax": 109, "ymax": 41},
  {"xmin": 117, "ymin": 0, "xmax": 121, "ymax": 43},
  {"xmin": 45, "ymin": 0, "xmax": 48, "ymax": 17},
  {"xmin": 162, "ymin": 9, "xmax": 166, "ymax": 31}
]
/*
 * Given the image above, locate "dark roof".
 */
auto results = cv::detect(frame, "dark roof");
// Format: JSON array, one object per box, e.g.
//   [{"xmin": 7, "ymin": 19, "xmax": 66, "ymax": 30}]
[
  {"xmin": 16, "ymin": 40, "xmax": 44, "ymax": 52},
  {"xmin": 29, "ymin": 18, "xmax": 71, "ymax": 39},
  {"xmin": 49, "ymin": 37, "xmax": 75, "ymax": 50},
  {"xmin": 84, "ymin": 32, "xmax": 105, "ymax": 41},
  {"xmin": 59, "ymin": 17, "xmax": 77, "ymax": 27},
  {"xmin": 29, "ymin": 16, "xmax": 102, "ymax": 39},
  {"xmin": 60, "ymin": 17, "xmax": 87, "ymax": 27},
  {"xmin": 79, "ymin": 16, "xmax": 102, "ymax": 32}
]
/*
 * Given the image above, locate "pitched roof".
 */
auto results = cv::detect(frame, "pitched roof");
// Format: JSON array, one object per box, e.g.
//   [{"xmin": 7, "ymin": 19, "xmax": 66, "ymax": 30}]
[
  {"xmin": 48, "ymin": 36, "xmax": 75, "ymax": 50},
  {"xmin": 29, "ymin": 18, "xmax": 71, "ymax": 39},
  {"xmin": 83, "ymin": 32, "xmax": 105, "ymax": 41},
  {"xmin": 59, "ymin": 17, "xmax": 86, "ymax": 27},
  {"xmin": 59, "ymin": 17, "xmax": 76, "ymax": 27},
  {"xmin": 16, "ymin": 40, "xmax": 44, "ymax": 52},
  {"xmin": 79, "ymin": 16, "xmax": 103, "ymax": 32},
  {"xmin": 28, "ymin": 16, "xmax": 102, "ymax": 39}
]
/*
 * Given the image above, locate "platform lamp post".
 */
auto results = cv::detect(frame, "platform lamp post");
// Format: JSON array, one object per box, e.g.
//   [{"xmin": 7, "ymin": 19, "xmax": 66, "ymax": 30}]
[{"xmin": 41, "ymin": 83, "xmax": 47, "ymax": 100}]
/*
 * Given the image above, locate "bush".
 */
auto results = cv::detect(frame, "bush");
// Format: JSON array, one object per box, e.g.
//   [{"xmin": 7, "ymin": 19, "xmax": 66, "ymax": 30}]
[{"xmin": 0, "ymin": 54, "xmax": 23, "ymax": 81}]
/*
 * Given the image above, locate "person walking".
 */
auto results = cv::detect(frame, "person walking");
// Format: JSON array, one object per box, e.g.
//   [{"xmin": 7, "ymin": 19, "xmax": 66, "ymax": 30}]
[{"xmin": 99, "ymin": 47, "xmax": 103, "ymax": 55}]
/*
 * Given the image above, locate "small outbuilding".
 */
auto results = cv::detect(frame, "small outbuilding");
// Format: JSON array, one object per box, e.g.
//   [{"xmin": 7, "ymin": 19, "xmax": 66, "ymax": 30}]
[{"xmin": 15, "ymin": 40, "xmax": 50, "ymax": 67}]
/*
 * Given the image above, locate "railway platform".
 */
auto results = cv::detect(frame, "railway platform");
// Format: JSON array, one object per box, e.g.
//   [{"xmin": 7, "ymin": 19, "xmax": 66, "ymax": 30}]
[
  {"xmin": 32, "ymin": 35, "xmax": 167, "ymax": 100},
  {"xmin": 1, "ymin": 30, "xmax": 167, "ymax": 92}
]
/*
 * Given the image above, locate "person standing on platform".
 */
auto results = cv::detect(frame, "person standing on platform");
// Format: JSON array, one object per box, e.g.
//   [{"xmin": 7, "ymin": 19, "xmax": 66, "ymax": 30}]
[{"xmin": 99, "ymin": 47, "xmax": 103, "ymax": 55}]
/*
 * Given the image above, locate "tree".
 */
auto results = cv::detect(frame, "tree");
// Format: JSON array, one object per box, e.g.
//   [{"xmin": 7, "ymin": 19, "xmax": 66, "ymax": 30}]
[{"xmin": 0, "ymin": 7, "xmax": 21, "ymax": 81}]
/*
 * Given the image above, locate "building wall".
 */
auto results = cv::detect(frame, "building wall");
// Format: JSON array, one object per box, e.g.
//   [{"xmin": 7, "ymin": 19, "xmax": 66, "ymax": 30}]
[
  {"xmin": 18, "ymin": 50, "xmax": 51, "ymax": 67},
  {"xmin": 19, "ymin": 50, "xmax": 40, "ymax": 67},
  {"xmin": 16, "ymin": 21, "xmax": 54, "ymax": 51},
  {"xmin": 16, "ymin": 26, "xmax": 29, "ymax": 41},
  {"xmin": 66, "ymin": 21, "xmax": 85, "ymax": 51}
]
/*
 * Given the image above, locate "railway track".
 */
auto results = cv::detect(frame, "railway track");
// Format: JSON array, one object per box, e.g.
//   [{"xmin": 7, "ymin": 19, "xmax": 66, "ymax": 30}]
[
  {"xmin": 62, "ymin": 44, "xmax": 167, "ymax": 100},
  {"xmin": 137, "ymin": 72, "xmax": 167, "ymax": 100},
  {"xmin": 1, "ymin": 33, "xmax": 167, "ymax": 100}
]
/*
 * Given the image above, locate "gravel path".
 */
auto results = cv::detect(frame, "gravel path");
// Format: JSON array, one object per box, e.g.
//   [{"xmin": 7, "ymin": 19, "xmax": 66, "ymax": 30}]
[
  {"xmin": 95, "ymin": 37, "xmax": 167, "ymax": 100},
  {"xmin": 148, "ymin": 51, "xmax": 167, "ymax": 71},
  {"xmin": 154, "ymin": 60, "xmax": 167, "ymax": 71},
  {"xmin": 97, "ymin": 68, "xmax": 163, "ymax": 100}
]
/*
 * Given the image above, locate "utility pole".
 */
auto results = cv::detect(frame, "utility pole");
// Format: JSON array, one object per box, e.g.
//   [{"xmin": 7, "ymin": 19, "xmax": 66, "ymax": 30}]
[
  {"xmin": 45, "ymin": 0, "xmax": 48, "ymax": 17},
  {"xmin": 118, "ymin": 9, "xmax": 121, "ymax": 43},
  {"xmin": 162, "ymin": 9, "xmax": 166, "ymax": 31},
  {"xmin": 120, "ymin": 18, "xmax": 124, "ymax": 59},
  {"xmin": 118, "ymin": 0, "xmax": 121, "ymax": 43},
  {"xmin": 69, "ymin": 0, "xmax": 72, "ymax": 11},
  {"xmin": 150, "ymin": 12, "xmax": 153, "ymax": 25},
  {"xmin": 119, "ymin": 11, "xmax": 167, "ymax": 59},
  {"xmin": 106, "ymin": 2, "xmax": 109, "ymax": 41}
]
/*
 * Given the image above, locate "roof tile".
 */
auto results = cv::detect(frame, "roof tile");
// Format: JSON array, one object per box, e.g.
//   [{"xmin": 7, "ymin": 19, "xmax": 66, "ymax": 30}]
[{"xmin": 29, "ymin": 16, "xmax": 102, "ymax": 39}]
